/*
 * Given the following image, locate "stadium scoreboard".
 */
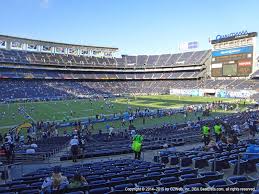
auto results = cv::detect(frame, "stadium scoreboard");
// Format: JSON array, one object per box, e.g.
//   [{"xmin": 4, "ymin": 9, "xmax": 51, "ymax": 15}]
[{"xmin": 210, "ymin": 31, "xmax": 257, "ymax": 77}]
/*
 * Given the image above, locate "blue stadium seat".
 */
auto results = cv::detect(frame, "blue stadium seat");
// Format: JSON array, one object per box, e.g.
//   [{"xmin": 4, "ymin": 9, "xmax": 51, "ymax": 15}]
[
  {"xmin": 114, "ymin": 183, "xmax": 134, "ymax": 191},
  {"xmin": 192, "ymin": 157, "xmax": 208, "ymax": 169},
  {"xmin": 180, "ymin": 173, "xmax": 196, "ymax": 180},
  {"xmin": 138, "ymin": 180, "xmax": 158, "ymax": 187},
  {"xmin": 20, "ymin": 189, "xmax": 41, "ymax": 194},
  {"xmin": 179, "ymin": 167, "xmax": 197, "ymax": 175},
  {"xmin": 146, "ymin": 172, "xmax": 163, "ymax": 179},
  {"xmin": 30, "ymin": 182, "xmax": 43, "ymax": 187},
  {"xmin": 160, "ymin": 176, "xmax": 178, "ymax": 184},
  {"xmin": 252, "ymin": 190, "xmax": 259, "ymax": 194},
  {"xmin": 128, "ymin": 174, "xmax": 146, "ymax": 183},
  {"xmin": 169, "ymin": 155, "xmax": 179, "ymax": 165},
  {"xmin": 207, "ymin": 179, "xmax": 227, "ymax": 187},
  {"xmin": 88, "ymin": 180, "xmax": 108, "ymax": 189},
  {"xmin": 164, "ymin": 169, "xmax": 179, "ymax": 176},
  {"xmin": 89, "ymin": 187, "xmax": 110, "ymax": 194},
  {"xmin": 0, "ymin": 187, "xmax": 9, "ymax": 191},
  {"xmin": 198, "ymin": 171, "xmax": 224, "ymax": 182},
  {"xmin": 10, "ymin": 184, "xmax": 28, "ymax": 189},
  {"xmin": 184, "ymin": 183, "xmax": 205, "ymax": 193},
  {"xmin": 227, "ymin": 176, "xmax": 258, "ymax": 191}
]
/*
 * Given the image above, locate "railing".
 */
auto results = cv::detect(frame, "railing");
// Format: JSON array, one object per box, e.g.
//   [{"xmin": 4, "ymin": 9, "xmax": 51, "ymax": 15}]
[
  {"xmin": 0, "ymin": 162, "xmax": 23, "ymax": 184},
  {"xmin": 154, "ymin": 149, "xmax": 259, "ymax": 175}
]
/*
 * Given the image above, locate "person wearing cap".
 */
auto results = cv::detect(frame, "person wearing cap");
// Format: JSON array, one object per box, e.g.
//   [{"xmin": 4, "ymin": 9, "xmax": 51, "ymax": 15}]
[
  {"xmin": 132, "ymin": 134, "xmax": 144, "ymax": 160},
  {"xmin": 70, "ymin": 136, "xmax": 79, "ymax": 162},
  {"xmin": 68, "ymin": 172, "xmax": 86, "ymax": 188},
  {"xmin": 41, "ymin": 166, "xmax": 69, "ymax": 193}
]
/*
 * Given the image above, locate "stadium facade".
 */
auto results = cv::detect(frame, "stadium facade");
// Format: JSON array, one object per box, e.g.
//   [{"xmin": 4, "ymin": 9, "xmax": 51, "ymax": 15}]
[{"xmin": 0, "ymin": 33, "xmax": 258, "ymax": 102}]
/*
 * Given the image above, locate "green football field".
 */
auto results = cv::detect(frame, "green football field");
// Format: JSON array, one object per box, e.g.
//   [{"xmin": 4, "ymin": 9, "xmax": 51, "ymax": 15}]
[{"xmin": 0, "ymin": 95, "xmax": 251, "ymax": 134}]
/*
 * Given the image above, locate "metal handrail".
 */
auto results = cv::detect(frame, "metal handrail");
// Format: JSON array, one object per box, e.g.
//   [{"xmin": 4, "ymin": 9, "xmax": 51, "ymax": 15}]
[{"xmin": 0, "ymin": 162, "xmax": 23, "ymax": 184}]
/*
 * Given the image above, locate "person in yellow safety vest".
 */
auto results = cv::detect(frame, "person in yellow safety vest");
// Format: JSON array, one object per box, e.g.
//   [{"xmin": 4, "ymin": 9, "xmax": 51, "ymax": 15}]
[
  {"xmin": 214, "ymin": 123, "xmax": 222, "ymax": 142},
  {"xmin": 202, "ymin": 124, "xmax": 210, "ymax": 146},
  {"xmin": 132, "ymin": 134, "xmax": 144, "ymax": 160}
]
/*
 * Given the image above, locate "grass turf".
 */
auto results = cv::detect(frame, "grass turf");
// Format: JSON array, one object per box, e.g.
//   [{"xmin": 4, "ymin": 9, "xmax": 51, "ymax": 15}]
[{"xmin": 0, "ymin": 95, "xmax": 251, "ymax": 134}]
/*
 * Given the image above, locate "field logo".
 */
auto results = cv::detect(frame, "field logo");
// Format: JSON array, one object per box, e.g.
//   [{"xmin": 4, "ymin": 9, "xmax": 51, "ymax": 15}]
[{"xmin": 216, "ymin": 30, "xmax": 248, "ymax": 40}]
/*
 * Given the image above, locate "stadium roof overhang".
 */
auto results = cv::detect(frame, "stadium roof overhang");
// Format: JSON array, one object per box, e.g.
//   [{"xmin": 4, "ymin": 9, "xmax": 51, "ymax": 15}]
[
  {"xmin": 0, "ymin": 34, "xmax": 118, "ymax": 51},
  {"xmin": 0, "ymin": 63, "xmax": 204, "ymax": 73}
]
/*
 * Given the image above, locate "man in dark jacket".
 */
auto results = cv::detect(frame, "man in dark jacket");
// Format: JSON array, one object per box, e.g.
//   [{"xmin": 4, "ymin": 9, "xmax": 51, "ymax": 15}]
[{"xmin": 2, "ymin": 137, "xmax": 15, "ymax": 164}]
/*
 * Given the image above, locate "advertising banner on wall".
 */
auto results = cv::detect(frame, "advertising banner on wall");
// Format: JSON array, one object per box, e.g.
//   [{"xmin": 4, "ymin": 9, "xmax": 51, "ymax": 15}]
[
  {"xmin": 27, "ymin": 44, "xmax": 37, "ymax": 51},
  {"xmin": 0, "ymin": 40, "xmax": 6, "ymax": 48},
  {"xmin": 212, "ymin": 46, "xmax": 253, "ymax": 57},
  {"xmin": 216, "ymin": 89, "xmax": 257, "ymax": 98},
  {"xmin": 11, "ymin": 41, "xmax": 23, "ymax": 50}
]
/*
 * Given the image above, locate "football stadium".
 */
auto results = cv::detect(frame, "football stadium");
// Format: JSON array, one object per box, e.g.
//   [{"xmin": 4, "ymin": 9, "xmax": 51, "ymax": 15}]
[{"xmin": 0, "ymin": 0, "xmax": 259, "ymax": 193}]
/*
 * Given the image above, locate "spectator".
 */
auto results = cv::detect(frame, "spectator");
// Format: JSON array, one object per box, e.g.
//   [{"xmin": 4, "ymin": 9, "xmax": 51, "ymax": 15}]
[
  {"xmin": 55, "ymin": 129, "xmax": 58, "ymax": 136},
  {"xmin": 249, "ymin": 119, "xmax": 257, "ymax": 139},
  {"xmin": 63, "ymin": 129, "xmax": 67, "ymax": 136},
  {"xmin": 68, "ymin": 172, "xmax": 86, "ymax": 188},
  {"xmin": 31, "ymin": 142, "xmax": 38, "ymax": 148},
  {"xmin": 1, "ymin": 137, "xmax": 15, "ymax": 164},
  {"xmin": 132, "ymin": 134, "xmax": 143, "ymax": 160},
  {"xmin": 41, "ymin": 166, "xmax": 69, "ymax": 193},
  {"xmin": 202, "ymin": 124, "xmax": 210, "ymax": 146},
  {"xmin": 205, "ymin": 139, "xmax": 222, "ymax": 152},
  {"xmin": 79, "ymin": 138, "xmax": 85, "ymax": 151},
  {"xmin": 0, "ymin": 134, "xmax": 3, "ymax": 144},
  {"xmin": 70, "ymin": 136, "xmax": 79, "ymax": 162},
  {"xmin": 121, "ymin": 118, "xmax": 126, "ymax": 126},
  {"xmin": 214, "ymin": 123, "xmax": 222, "ymax": 142},
  {"xmin": 130, "ymin": 129, "xmax": 136, "ymax": 139},
  {"xmin": 26, "ymin": 147, "xmax": 36, "ymax": 154},
  {"xmin": 108, "ymin": 125, "xmax": 114, "ymax": 136},
  {"xmin": 227, "ymin": 133, "xmax": 239, "ymax": 145},
  {"xmin": 20, "ymin": 135, "xmax": 25, "ymax": 144}
]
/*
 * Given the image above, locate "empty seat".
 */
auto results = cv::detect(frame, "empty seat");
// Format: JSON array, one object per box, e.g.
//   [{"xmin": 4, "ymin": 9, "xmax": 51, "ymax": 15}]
[
  {"xmin": 128, "ymin": 174, "xmax": 145, "ymax": 183},
  {"xmin": 169, "ymin": 156, "xmax": 179, "ymax": 165},
  {"xmin": 192, "ymin": 157, "xmax": 208, "ymax": 169},
  {"xmin": 88, "ymin": 180, "xmax": 108, "ymax": 189},
  {"xmin": 10, "ymin": 184, "xmax": 28, "ymax": 189},
  {"xmin": 89, "ymin": 187, "xmax": 110, "ymax": 194},
  {"xmin": 161, "ymin": 156, "xmax": 169, "ymax": 164},
  {"xmin": 138, "ymin": 180, "xmax": 158, "ymax": 187},
  {"xmin": 179, "ymin": 167, "xmax": 197, "ymax": 175},
  {"xmin": 184, "ymin": 183, "xmax": 205, "ymax": 193},
  {"xmin": 31, "ymin": 182, "xmax": 42, "ymax": 187},
  {"xmin": 160, "ymin": 176, "xmax": 178, "ymax": 184},
  {"xmin": 228, "ymin": 175, "xmax": 247, "ymax": 183},
  {"xmin": 180, "ymin": 156, "xmax": 192, "ymax": 167},
  {"xmin": 20, "ymin": 189, "xmax": 40, "ymax": 194},
  {"xmin": 207, "ymin": 179, "xmax": 227, "ymax": 187},
  {"xmin": 114, "ymin": 183, "xmax": 134, "ymax": 191},
  {"xmin": 164, "ymin": 169, "xmax": 179, "ymax": 176},
  {"xmin": 109, "ymin": 177, "xmax": 126, "ymax": 186},
  {"xmin": 149, "ymin": 167, "xmax": 163, "ymax": 172},
  {"xmin": 180, "ymin": 173, "xmax": 196, "ymax": 180},
  {"xmin": 146, "ymin": 172, "xmax": 162, "ymax": 179},
  {"xmin": 227, "ymin": 175, "xmax": 258, "ymax": 191},
  {"xmin": 0, "ymin": 187, "xmax": 9, "ymax": 191}
]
